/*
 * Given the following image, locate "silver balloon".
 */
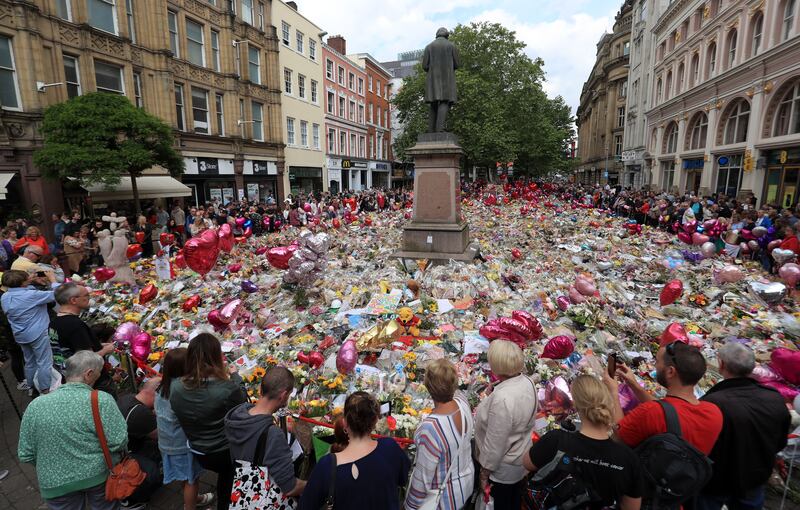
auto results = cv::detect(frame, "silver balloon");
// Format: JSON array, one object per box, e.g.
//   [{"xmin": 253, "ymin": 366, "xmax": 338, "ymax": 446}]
[
  {"xmin": 700, "ymin": 242, "xmax": 716, "ymax": 258},
  {"xmin": 748, "ymin": 281, "xmax": 787, "ymax": 304},
  {"xmin": 772, "ymin": 248, "xmax": 796, "ymax": 264},
  {"xmin": 752, "ymin": 226, "xmax": 768, "ymax": 238},
  {"xmin": 288, "ymin": 256, "xmax": 303, "ymax": 269},
  {"xmin": 298, "ymin": 248, "xmax": 318, "ymax": 261}
]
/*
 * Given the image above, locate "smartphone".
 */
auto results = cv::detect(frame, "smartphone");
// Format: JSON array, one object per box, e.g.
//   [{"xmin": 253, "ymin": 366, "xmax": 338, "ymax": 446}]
[{"xmin": 607, "ymin": 352, "xmax": 618, "ymax": 377}]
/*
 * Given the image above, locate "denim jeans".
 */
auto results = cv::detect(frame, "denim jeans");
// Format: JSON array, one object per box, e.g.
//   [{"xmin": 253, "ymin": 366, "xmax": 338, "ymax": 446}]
[
  {"xmin": 693, "ymin": 485, "xmax": 765, "ymax": 510},
  {"xmin": 45, "ymin": 482, "xmax": 119, "ymax": 510},
  {"xmin": 18, "ymin": 332, "xmax": 53, "ymax": 392}
]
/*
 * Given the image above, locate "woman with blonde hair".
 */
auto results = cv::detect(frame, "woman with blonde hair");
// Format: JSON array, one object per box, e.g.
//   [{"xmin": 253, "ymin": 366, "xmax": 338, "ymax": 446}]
[
  {"xmin": 474, "ymin": 340, "xmax": 538, "ymax": 508},
  {"xmin": 405, "ymin": 359, "xmax": 474, "ymax": 510},
  {"xmin": 523, "ymin": 375, "xmax": 642, "ymax": 509},
  {"xmin": 13, "ymin": 226, "xmax": 49, "ymax": 255}
]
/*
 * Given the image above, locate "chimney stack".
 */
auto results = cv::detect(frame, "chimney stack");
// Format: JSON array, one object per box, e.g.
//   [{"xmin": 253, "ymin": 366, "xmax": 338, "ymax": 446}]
[
  {"xmin": 286, "ymin": 1, "xmax": 298, "ymax": 11},
  {"xmin": 327, "ymin": 35, "xmax": 346, "ymax": 55}
]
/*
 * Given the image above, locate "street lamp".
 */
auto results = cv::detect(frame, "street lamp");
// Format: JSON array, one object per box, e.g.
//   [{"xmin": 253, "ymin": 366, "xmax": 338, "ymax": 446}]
[{"xmin": 604, "ymin": 145, "xmax": 609, "ymax": 186}]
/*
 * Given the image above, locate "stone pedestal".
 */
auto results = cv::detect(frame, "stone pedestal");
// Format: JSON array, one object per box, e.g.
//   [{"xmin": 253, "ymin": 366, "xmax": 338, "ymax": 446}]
[{"xmin": 393, "ymin": 133, "xmax": 478, "ymax": 262}]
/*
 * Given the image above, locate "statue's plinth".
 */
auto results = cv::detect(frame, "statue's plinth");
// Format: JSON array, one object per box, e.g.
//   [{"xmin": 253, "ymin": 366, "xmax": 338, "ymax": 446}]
[{"xmin": 393, "ymin": 133, "xmax": 478, "ymax": 264}]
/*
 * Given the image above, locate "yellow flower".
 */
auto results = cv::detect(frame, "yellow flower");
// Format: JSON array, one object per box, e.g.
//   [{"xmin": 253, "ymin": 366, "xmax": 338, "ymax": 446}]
[{"xmin": 402, "ymin": 406, "xmax": 418, "ymax": 417}]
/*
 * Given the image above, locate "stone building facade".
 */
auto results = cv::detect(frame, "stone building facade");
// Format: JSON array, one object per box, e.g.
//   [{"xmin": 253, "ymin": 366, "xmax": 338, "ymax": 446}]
[
  {"xmin": 322, "ymin": 36, "xmax": 368, "ymax": 192},
  {"xmin": 576, "ymin": 0, "xmax": 634, "ymax": 186},
  {"xmin": 0, "ymin": 0, "xmax": 284, "ymax": 237},
  {"xmin": 348, "ymin": 52, "xmax": 392, "ymax": 189},
  {"xmin": 646, "ymin": 0, "xmax": 800, "ymax": 207},
  {"xmin": 622, "ymin": 0, "xmax": 670, "ymax": 189},
  {"xmin": 273, "ymin": 0, "xmax": 326, "ymax": 196}
]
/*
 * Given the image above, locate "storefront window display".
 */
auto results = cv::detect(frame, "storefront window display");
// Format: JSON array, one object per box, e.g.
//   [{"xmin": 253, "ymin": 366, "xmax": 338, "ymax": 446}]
[{"xmin": 715, "ymin": 154, "xmax": 743, "ymax": 199}]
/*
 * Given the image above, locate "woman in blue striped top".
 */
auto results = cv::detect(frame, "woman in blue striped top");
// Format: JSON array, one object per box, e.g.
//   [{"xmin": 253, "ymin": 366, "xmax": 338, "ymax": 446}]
[{"xmin": 405, "ymin": 359, "xmax": 475, "ymax": 510}]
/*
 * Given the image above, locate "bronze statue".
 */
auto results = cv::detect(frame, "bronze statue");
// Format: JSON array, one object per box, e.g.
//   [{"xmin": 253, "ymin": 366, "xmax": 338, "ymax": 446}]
[{"xmin": 423, "ymin": 28, "xmax": 460, "ymax": 133}]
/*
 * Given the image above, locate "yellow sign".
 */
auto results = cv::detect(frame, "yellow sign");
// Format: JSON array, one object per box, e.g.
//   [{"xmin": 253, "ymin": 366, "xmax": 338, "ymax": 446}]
[
  {"xmin": 743, "ymin": 156, "xmax": 754, "ymax": 172},
  {"xmin": 341, "ymin": 159, "xmax": 352, "ymax": 169},
  {"xmin": 781, "ymin": 150, "xmax": 788, "ymax": 164}
]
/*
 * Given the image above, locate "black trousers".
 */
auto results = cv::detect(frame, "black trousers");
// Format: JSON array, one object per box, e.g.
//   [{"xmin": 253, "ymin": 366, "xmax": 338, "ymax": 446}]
[
  {"xmin": 197, "ymin": 449, "xmax": 234, "ymax": 510},
  {"xmin": 491, "ymin": 479, "xmax": 524, "ymax": 509}
]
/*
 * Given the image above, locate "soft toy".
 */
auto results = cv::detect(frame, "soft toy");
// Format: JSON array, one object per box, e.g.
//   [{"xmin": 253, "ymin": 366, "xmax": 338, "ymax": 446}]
[{"xmin": 396, "ymin": 307, "xmax": 421, "ymax": 337}]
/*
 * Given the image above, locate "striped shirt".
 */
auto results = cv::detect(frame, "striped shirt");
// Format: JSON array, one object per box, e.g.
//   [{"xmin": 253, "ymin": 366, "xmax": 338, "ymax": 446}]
[{"xmin": 405, "ymin": 396, "xmax": 474, "ymax": 510}]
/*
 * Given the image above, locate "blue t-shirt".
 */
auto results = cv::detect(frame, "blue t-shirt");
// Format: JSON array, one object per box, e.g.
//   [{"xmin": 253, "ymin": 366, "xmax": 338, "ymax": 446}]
[{"xmin": 299, "ymin": 437, "xmax": 410, "ymax": 510}]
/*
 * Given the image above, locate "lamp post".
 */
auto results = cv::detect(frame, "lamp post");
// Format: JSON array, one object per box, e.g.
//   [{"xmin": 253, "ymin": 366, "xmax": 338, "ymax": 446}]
[{"xmin": 604, "ymin": 145, "xmax": 609, "ymax": 186}]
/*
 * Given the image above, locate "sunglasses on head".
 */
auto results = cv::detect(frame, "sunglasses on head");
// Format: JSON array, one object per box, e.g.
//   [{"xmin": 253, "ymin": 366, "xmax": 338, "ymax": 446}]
[{"xmin": 665, "ymin": 341, "xmax": 684, "ymax": 370}]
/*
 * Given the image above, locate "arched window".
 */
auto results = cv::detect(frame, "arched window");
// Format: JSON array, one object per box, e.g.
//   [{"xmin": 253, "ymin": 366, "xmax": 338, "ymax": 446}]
[
  {"xmin": 677, "ymin": 63, "xmax": 685, "ymax": 93},
  {"xmin": 664, "ymin": 122, "xmax": 679, "ymax": 154},
  {"xmin": 723, "ymin": 100, "xmax": 751, "ymax": 144},
  {"xmin": 727, "ymin": 29, "xmax": 738, "ymax": 69},
  {"xmin": 784, "ymin": 0, "xmax": 797, "ymax": 41},
  {"xmin": 751, "ymin": 12, "xmax": 764, "ymax": 57},
  {"xmin": 656, "ymin": 78, "xmax": 663, "ymax": 105},
  {"xmin": 665, "ymin": 71, "xmax": 673, "ymax": 100},
  {"xmin": 690, "ymin": 53, "xmax": 700, "ymax": 86},
  {"xmin": 773, "ymin": 81, "xmax": 800, "ymax": 136},
  {"xmin": 688, "ymin": 112, "xmax": 708, "ymax": 150},
  {"xmin": 707, "ymin": 43, "xmax": 717, "ymax": 79}
]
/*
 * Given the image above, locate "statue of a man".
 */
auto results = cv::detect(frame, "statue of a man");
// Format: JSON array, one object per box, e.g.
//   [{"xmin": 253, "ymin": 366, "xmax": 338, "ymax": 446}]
[{"xmin": 423, "ymin": 28, "xmax": 460, "ymax": 133}]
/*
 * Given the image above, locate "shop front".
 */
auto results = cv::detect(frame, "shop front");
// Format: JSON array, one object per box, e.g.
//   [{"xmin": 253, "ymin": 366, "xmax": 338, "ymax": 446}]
[
  {"xmin": 681, "ymin": 158, "xmax": 704, "ymax": 195},
  {"xmin": 327, "ymin": 157, "xmax": 343, "ymax": 193},
  {"xmin": 369, "ymin": 161, "xmax": 391, "ymax": 189},
  {"xmin": 181, "ymin": 156, "xmax": 237, "ymax": 206},
  {"xmin": 714, "ymin": 154, "xmax": 744, "ymax": 200},
  {"xmin": 763, "ymin": 148, "xmax": 800, "ymax": 209},
  {"xmin": 342, "ymin": 159, "xmax": 368, "ymax": 191},
  {"xmin": 289, "ymin": 166, "xmax": 323, "ymax": 196},
  {"xmin": 243, "ymin": 160, "xmax": 279, "ymax": 205}
]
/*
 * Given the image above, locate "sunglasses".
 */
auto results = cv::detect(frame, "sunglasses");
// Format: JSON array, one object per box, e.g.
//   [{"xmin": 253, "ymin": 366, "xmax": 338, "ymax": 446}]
[{"xmin": 665, "ymin": 341, "xmax": 682, "ymax": 371}]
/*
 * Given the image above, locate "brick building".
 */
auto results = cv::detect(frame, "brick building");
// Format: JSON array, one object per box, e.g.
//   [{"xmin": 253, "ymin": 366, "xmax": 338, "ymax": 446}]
[
  {"xmin": 349, "ymin": 52, "xmax": 392, "ymax": 188},
  {"xmin": 0, "ymin": 0, "xmax": 284, "ymax": 239},
  {"xmin": 322, "ymin": 35, "xmax": 368, "ymax": 192}
]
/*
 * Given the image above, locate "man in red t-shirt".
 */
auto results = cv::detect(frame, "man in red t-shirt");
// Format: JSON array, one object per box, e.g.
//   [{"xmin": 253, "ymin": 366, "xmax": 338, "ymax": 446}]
[{"xmin": 603, "ymin": 341, "xmax": 723, "ymax": 456}]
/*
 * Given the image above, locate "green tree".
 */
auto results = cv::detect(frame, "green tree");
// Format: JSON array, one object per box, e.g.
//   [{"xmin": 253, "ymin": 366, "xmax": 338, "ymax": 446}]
[
  {"xmin": 34, "ymin": 92, "xmax": 184, "ymax": 214},
  {"xmin": 393, "ymin": 22, "xmax": 575, "ymax": 178}
]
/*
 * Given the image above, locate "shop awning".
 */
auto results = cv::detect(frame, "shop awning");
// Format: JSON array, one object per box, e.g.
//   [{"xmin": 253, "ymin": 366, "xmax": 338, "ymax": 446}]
[
  {"xmin": 0, "ymin": 173, "xmax": 15, "ymax": 200},
  {"xmin": 84, "ymin": 175, "xmax": 192, "ymax": 201}
]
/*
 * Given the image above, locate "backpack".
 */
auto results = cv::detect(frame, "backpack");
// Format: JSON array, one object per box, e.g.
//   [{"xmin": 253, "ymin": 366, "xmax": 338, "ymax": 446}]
[
  {"xmin": 525, "ymin": 444, "xmax": 605, "ymax": 510},
  {"xmin": 635, "ymin": 400, "xmax": 713, "ymax": 508}
]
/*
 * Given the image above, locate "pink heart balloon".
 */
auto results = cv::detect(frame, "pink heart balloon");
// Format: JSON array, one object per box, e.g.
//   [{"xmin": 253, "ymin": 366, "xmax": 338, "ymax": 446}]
[
  {"xmin": 568, "ymin": 286, "xmax": 587, "ymax": 304},
  {"xmin": 218, "ymin": 223, "xmax": 234, "ymax": 253},
  {"xmin": 113, "ymin": 321, "xmax": 141, "ymax": 344},
  {"xmin": 779, "ymin": 263, "xmax": 800, "ymax": 287},
  {"xmin": 541, "ymin": 336, "xmax": 575, "ymax": 360},
  {"xmin": 574, "ymin": 276, "xmax": 597, "ymax": 297},
  {"xmin": 183, "ymin": 229, "xmax": 220, "ymax": 275},
  {"xmin": 556, "ymin": 295, "xmax": 571, "ymax": 311},
  {"xmin": 207, "ymin": 309, "xmax": 227, "ymax": 329},
  {"xmin": 235, "ymin": 217, "xmax": 246, "ymax": 228},
  {"xmin": 677, "ymin": 231, "xmax": 692, "ymax": 244},
  {"xmin": 267, "ymin": 245, "xmax": 298, "ymax": 270},
  {"xmin": 336, "ymin": 340, "xmax": 358, "ymax": 374},
  {"xmin": 219, "ymin": 298, "xmax": 242, "ymax": 324},
  {"xmin": 131, "ymin": 332, "xmax": 152, "ymax": 361}
]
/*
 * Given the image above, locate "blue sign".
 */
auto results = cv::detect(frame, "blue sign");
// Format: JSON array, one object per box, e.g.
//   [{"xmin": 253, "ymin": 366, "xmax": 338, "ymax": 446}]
[
  {"xmin": 718, "ymin": 156, "xmax": 729, "ymax": 166},
  {"xmin": 682, "ymin": 159, "xmax": 704, "ymax": 170}
]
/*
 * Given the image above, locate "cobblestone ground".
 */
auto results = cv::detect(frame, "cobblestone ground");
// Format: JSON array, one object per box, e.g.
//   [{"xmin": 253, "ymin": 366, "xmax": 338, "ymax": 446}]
[{"xmin": 0, "ymin": 363, "xmax": 215, "ymax": 510}]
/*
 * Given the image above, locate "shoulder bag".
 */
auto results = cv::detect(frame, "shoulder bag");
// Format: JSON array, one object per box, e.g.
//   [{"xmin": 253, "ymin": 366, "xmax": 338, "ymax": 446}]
[
  {"xmin": 230, "ymin": 420, "xmax": 298, "ymax": 510},
  {"xmin": 90, "ymin": 390, "xmax": 146, "ymax": 501}
]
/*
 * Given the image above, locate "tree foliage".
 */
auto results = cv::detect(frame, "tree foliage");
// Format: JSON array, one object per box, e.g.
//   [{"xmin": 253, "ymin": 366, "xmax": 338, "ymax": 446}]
[
  {"xmin": 34, "ymin": 92, "xmax": 184, "ymax": 212},
  {"xmin": 393, "ymin": 22, "xmax": 575, "ymax": 177}
]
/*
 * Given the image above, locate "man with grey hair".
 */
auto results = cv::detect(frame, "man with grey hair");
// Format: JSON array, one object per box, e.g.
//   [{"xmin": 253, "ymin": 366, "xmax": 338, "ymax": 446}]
[
  {"xmin": 696, "ymin": 342, "xmax": 791, "ymax": 510},
  {"xmin": 10, "ymin": 244, "xmax": 48, "ymax": 275},
  {"xmin": 18, "ymin": 350, "xmax": 128, "ymax": 509}
]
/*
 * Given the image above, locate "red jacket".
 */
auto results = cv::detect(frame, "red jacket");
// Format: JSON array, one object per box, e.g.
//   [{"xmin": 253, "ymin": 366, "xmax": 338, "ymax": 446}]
[
  {"xmin": 780, "ymin": 235, "xmax": 800, "ymax": 255},
  {"xmin": 13, "ymin": 236, "xmax": 49, "ymax": 255}
]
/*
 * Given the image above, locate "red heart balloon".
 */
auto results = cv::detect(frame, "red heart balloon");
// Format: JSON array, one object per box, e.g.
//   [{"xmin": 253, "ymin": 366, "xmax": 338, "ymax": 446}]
[
  {"xmin": 255, "ymin": 246, "xmax": 268, "ymax": 255},
  {"xmin": 332, "ymin": 218, "xmax": 341, "ymax": 229},
  {"xmin": 207, "ymin": 309, "xmax": 227, "ymax": 329},
  {"xmin": 94, "ymin": 267, "xmax": 116, "ymax": 282},
  {"xmin": 174, "ymin": 251, "xmax": 187, "ymax": 269},
  {"xmin": 243, "ymin": 227, "xmax": 253, "ymax": 238},
  {"xmin": 511, "ymin": 248, "xmax": 522, "ymax": 260},
  {"xmin": 267, "ymin": 245, "xmax": 298, "ymax": 270},
  {"xmin": 364, "ymin": 217, "xmax": 373, "ymax": 227},
  {"xmin": 139, "ymin": 283, "xmax": 157, "ymax": 304},
  {"xmin": 660, "ymin": 322, "xmax": 689, "ymax": 346},
  {"xmin": 135, "ymin": 231, "xmax": 145, "ymax": 244},
  {"xmin": 159, "ymin": 232, "xmax": 175, "ymax": 246},
  {"xmin": 677, "ymin": 232, "xmax": 692, "ymax": 244},
  {"xmin": 297, "ymin": 352, "xmax": 310, "ymax": 364},
  {"xmin": 218, "ymin": 224, "xmax": 234, "ymax": 253},
  {"xmin": 182, "ymin": 295, "xmax": 201, "ymax": 312},
  {"xmin": 183, "ymin": 229, "xmax": 220, "ymax": 276},
  {"xmin": 228, "ymin": 263, "xmax": 242, "ymax": 273},
  {"xmin": 660, "ymin": 279, "xmax": 683, "ymax": 306},
  {"xmin": 126, "ymin": 244, "xmax": 142, "ymax": 259},
  {"xmin": 235, "ymin": 217, "xmax": 246, "ymax": 228},
  {"xmin": 308, "ymin": 351, "xmax": 324, "ymax": 369}
]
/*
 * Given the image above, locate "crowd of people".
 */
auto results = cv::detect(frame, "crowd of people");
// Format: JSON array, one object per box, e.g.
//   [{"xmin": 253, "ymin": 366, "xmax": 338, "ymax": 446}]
[{"xmin": 0, "ymin": 182, "xmax": 797, "ymax": 510}]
